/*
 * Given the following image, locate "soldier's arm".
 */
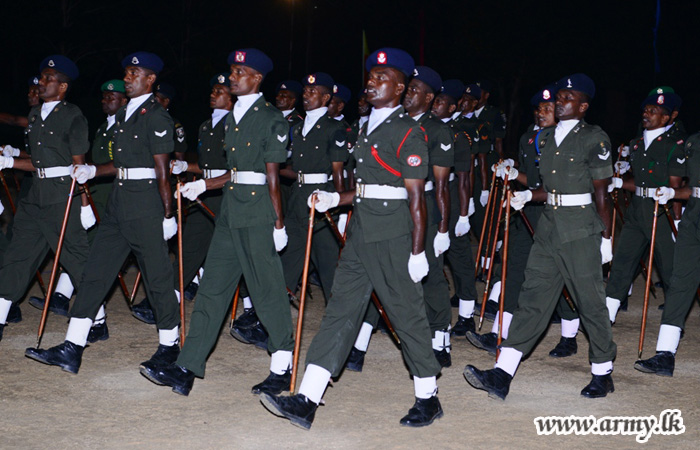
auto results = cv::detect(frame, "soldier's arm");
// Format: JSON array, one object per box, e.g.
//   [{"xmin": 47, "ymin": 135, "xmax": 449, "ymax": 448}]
[
  {"xmin": 332, "ymin": 162, "xmax": 345, "ymax": 193},
  {"xmin": 154, "ymin": 153, "xmax": 174, "ymax": 218},
  {"xmin": 478, "ymin": 153, "xmax": 488, "ymax": 190},
  {"xmin": 434, "ymin": 165, "xmax": 450, "ymax": 233},
  {"xmin": 457, "ymin": 171, "xmax": 470, "ymax": 216},
  {"xmin": 266, "ymin": 162, "xmax": 284, "ymax": 229},
  {"xmin": 0, "ymin": 113, "xmax": 28, "ymax": 128},
  {"xmin": 593, "ymin": 178, "xmax": 612, "ymax": 239},
  {"xmin": 529, "ymin": 187, "xmax": 547, "ymax": 203},
  {"xmin": 8, "ymin": 157, "xmax": 35, "ymax": 171},
  {"xmin": 279, "ymin": 165, "xmax": 296, "ymax": 180},
  {"xmin": 406, "ymin": 178, "xmax": 427, "ymax": 254},
  {"xmin": 495, "ymin": 138, "xmax": 504, "ymax": 160}
]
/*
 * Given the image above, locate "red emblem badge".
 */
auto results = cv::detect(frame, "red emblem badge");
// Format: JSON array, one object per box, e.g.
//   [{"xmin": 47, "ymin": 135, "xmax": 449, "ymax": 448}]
[
  {"xmin": 407, "ymin": 155, "xmax": 422, "ymax": 166},
  {"xmin": 140, "ymin": 108, "xmax": 147, "ymax": 115},
  {"xmin": 377, "ymin": 52, "xmax": 387, "ymax": 64},
  {"xmin": 658, "ymin": 95, "xmax": 665, "ymax": 105},
  {"xmin": 235, "ymin": 51, "xmax": 246, "ymax": 63}
]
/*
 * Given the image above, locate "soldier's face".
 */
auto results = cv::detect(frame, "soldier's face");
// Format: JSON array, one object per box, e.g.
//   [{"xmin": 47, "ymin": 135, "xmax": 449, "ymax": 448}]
[
  {"xmin": 210, "ymin": 84, "xmax": 233, "ymax": 110},
  {"xmin": 27, "ymin": 86, "xmax": 40, "ymax": 107},
  {"xmin": 155, "ymin": 93, "xmax": 170, "ymax": 109},
  {"xmin": 366, "ymin": 67, "xmax": 404, "ymax": 108},
  {"xmin": 123, "ymin": 66, "xmax": 155, "ymax": 98},
  {"xmin": 555, "ymin": 89, "xmax": 588, "ymax": 120},
  {"xmin": 357, "ymin": 93, "xmax": 371, "ymax": 116},
  {"xmin": 477, "ymin": 90, "xmax": 490, "ymax": 107},
  {"xmin": 536, "ymin": 102, "xmax": 556, "ymax": 128},
  {"xmin": 403, "ymin": 78, "xmax": 433, "ymax": 115},
  {"xmin": 642, "ymin": 105, "xmax": 670, "ymax": 130},
  {"xmin": 302, "ymin": 85, "xmax": 330, "ymax": 111},
  {"xmin": 460, "ymin": 94, "xmax": 478, "ymax": 113},
  {"xmin": 229, "ymin": 65, "xmax": 262, "ymax": 96},
  {"xmin": 102, "ymin": 91, "xmax": 126, "ymax": 116},
  {"xmin": 275, "ymin": 89, "xmax": 296, "ymax": 110},
  {"xmin": 38, "ymin": 68, "xmax": 66, "ymax": 102},
  {"xmin": 328, "ymin": 96, "xmax": 345, "ymax": 117},
  {"xmin": 431, "ymin": 94, "xmax": 456, "ymax": 119}
]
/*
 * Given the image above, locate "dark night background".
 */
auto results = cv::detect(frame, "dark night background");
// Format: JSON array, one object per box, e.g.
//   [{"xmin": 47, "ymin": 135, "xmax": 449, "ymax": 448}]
[{"xmin": 1, "ymin": 0, "xmax": 699, "ymax": 155}]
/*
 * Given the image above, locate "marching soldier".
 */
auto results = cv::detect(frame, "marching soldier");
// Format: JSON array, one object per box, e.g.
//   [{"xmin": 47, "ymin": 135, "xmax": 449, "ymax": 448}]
[
  {"xmin": 275, "ymin": 80, "xmax": 304, "ymax": 128},
  {"xmin": 464, "ymin": 74, "xmax": 617, "ymax": 400},
  {"xmin": 328, "ymin": 83, "xmax": 351, "ymax": 125},
  {"xmin": 25, "ymin": 52, "xmax": 181, "ymax": 374},
  {"xmin": 260, "ymin": 48, "xmax": 443, "ymax": 429}
]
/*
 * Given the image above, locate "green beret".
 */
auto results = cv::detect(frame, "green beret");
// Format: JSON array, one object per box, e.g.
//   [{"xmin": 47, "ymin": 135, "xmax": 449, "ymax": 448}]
[{"xmin": 101, "ymin": 79, "xmax": 126, "ymax": 93}]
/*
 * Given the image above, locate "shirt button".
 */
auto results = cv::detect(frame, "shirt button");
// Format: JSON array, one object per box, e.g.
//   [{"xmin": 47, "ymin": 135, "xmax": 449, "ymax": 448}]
[
  {"xmin": 356, "ymin": 198, "xmax": 361, "ymax": 203},
  {"xmin": 358, "ymin": 158, "xmax": 363, "ymax": 163},
  {"xmin": 315, "ymin": 146, "xmax": 318, "ymax": 149},
  {"xmin": 570, "ymin": 158, "xmax": 574, "ymax": 161},
  {"xmin": 383, "ymin": 201, "xmax": 387, "ymax": 206},
  {"xmin": 300, "ymin": 154, "xmax": 303, "ymax": 157},
  {"xmin": 231, "ymin": 147, "xmax": 235, "ymax": 151},
  {"xmin": 364, "ymin": 139, "xmax": 368, "ymax": 142},
  {"xmin": 555, "ymin": 152, "xmax": 559, "ymax": 155},
  {"xmin": 235, "ymin": 127, "xmax": 239, "ymax": 132},
  {"xmin": 552, "ymin": 170, "xmax": 556, "ymax": 173},
  {"xmin": 38, "ymin": 142, "xmax": 41, "ymax": 145}
]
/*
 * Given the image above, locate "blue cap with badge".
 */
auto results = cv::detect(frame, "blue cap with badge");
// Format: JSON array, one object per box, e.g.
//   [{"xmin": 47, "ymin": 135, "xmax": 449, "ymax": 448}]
[
  {"xmin": 277, "ymin": 80, "xmax": 303, "ymax": 97},
  {"xmin": 121, "ymin": 51, "xmax": 164, "ymax": 75},
  {"xmin": 475, "ymin": 80, "xmax": 493, "ymax": 92},
  {"xmin": 365, "ymin": 48, "xmax": 415, "ymax": 77},
  {"xmin": 228, "ymin": 48, "xmax": 273, "ymax": 77},
  {"xmin": 39, "ymin": 55, "xmax": 79, "ymax": 80},
  {"xmin": 412, "ymin": 66, "xmax": 442, "ymax": 93},
  {"xmin": 530, "ymin": 84, "xmax": 557, "ymax": 106},
  {"xmin": 333, "ymin": 83, "xmax": 351, "ymax": 103},
  {"xmin": 155, "ymin": 82, "xmax": 176, "ymax": 100},
  {"xmin": 210, "ymin": 73, "xmax": 230, "ymax": 87},
  {"xmin": 557, "ymin": 73, "xmax": 595, "ymax": 99},
  {"xmin": 641, "ymin": 93, "xmax": 678, "ymax": 113},
  {"xmin": 439, "ymin": 79, "xmax": 465, "ymax": 101},
  {"xmin": 464, "ymin": 83, "xmax": 482, "ymax": 101},
  {"xmin": 303, "ymin": 72, "xmax": 335, "ymax": 91}
]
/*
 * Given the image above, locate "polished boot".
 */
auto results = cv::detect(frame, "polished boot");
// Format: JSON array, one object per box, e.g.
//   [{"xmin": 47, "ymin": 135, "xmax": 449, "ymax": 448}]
[
  {"xmin": 28, "ymin": 292, "xmax": 70, "ymax": 317},
  {"xmin": 260, "ymin": 393, "xmax": 317, "ymax": 430},
  {"xmin": 451, "ymin": 315, "xmax": 475, "ymax": 336},
  {"xmin": 232, "ymin": 307, "xmax": 259, "ymax": 330},
  {"xmin": 87, "ymin": 322, "xmax": 110, "ymax": 343},
  {"xmin": 184, "ymin": 281, "xmax": 199, "ymax": 301},
  {"xmin": 463, "ymin": 365, "xmax": 512, "ymax": 400},
  {"xmin": 433, "ymin": 349, "xmax": 451, "ymax": 368},
  {"xmin": 230, "ymin": 321, "xmax": 268, "ymax": 350},
  {"xmin": 140, "ymin": 363, "xmax": 195, "ymax": 396},
  {"xmin": 25, "ymin": 341, "xmax": 84, "ymax": 374},
  {"xmin": 140, "ymin": 344, "xmax": 180, "ymax": 372},
  {"xmin": 7, "ymin": 303, "xmax": 22, "ymax": 323},
  {"xmin": 548, "ymin": 336, "xmax": 577, "ymax": 358},
  {"xmin": 131, "ymin": 298, "xmax": 156, "ymax": 325},
  {"xmin": 251, "ymin": 370, "xmax": 291, "ymax": 395},
  {"xmin": 399, "ymin": 396, "xmax": 443, "ymax": 427},
  {"xmin": 345, "ymin": 347, "xmax": 366, "ymax": 372},
  {"xmin": 466, "ymin": 331, "xmax": 498, "ymax": 356},
  {"xmin": 580, "ymin": 374, "xmax": 614, "ymax": 398},
  {"xmin": 634, "ymin": 351, "xmax": 674, "ymax": 377}
]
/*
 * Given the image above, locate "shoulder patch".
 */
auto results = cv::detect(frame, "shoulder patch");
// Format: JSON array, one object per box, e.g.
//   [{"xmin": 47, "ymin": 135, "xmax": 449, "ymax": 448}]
[
  {"xmin": 440, "ymin": 143, "xmax": 452, "ymax": 151},
  {"xmin": 335, "ymin": 140, "xmax": 345, "ymax": 147},
  {"xmin": 277, "ymin": 134, "xmax": 287, "ymax": 142},
  {"xmin": 155, "ymin": 130, "xmax": 167, "ymax": 137},
  {"xmin": 598, "ymin": 142, "xmax": 610, "ymax": 160},
  {"xmin": 406, "ymin": 155, "xmax": 422, "ymax": 167}
]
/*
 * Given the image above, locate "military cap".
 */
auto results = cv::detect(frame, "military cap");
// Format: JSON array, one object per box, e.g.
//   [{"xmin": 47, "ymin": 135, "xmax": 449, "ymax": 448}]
[
  {"xmin": 276, "ymin": 80, "xmax": 303, "ymax": 97},
  {"xmin": 122, "ymin": 51, "xmax": 164, "ymax": 75},
  {"xmin": 303, "ymin": 72, "xmax": 335, "ymax": 91},
  {"xmin": 333, "ymin": 83, "xmax": 351, "ymax": 103},
  {"xmin": 28, "ymin": 75, "xmax": 40, "ymax": 86},
  {"xmin": 641, "ymin": 93, "xmax": 677, "ymax": 114},
  {"xmin": 475, "ymin": 79, "xmax": 493, "ymax": 92},
  {"xmin": 557, "ymin": 73, "xmax": 595, "ymax": 99},
  {"xmin": 155, "ymin": 82, "xmax": 176, "ymax": 100},
  {"xmin": 101, "ymin": 79, "xmax": 126, "ymax": 93},
  {"xmin": 647, "ymin": 86, "xmax": 675, "ymax": 96},
  {"xmin": 464, "ymin": 83, "xmax": 482, "ymax": 101},
  {"xmin": 412, "ymin": 66, "xmax": 442, "ymax": 93},
  {"xmin": 39, "ymin": 55, "xmax": 79, "ymax": 80},
  {"xmin": 530, "ymin": 84, "xmax": 557, "ymax": 106},
  {"xmin": 365, "ymin": 48, "xmax": 415, "ymax": 77},
  {"xmin": 210, "ymin": 73, "xmax": 231, "ymax": 87},
  {"xmin": 439, "ymin": 79, "xmax": 465, "ymax": 101},
  {"xmin": 227, "ymin": 48, "xmax": 273, "ymax": 77}
]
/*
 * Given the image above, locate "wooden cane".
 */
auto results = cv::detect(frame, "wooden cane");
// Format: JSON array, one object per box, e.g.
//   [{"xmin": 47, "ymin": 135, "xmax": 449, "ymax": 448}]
[
  {"xmin": 474, "ymin": 169, "xmax": 499, "ymax": 277},
  {"xmin": 36, "ymin": 178, "xmax": 77, "ymax": 347},
  {"xmin": 229, "ymin": 284, "xmax": 241, "ymax": 328},
  {"xmin": 639, "ymin": 199, "xmax": 659, "ymax": 358},
  {"xmin": 290, "ymin": 194, "xmax": 317, "ymax": 393},
  {"xmin": 176, "ymin": 183, "xmax": 186, "ymax": 345},
  {"xmin": 195, "ymin": 198, "xmax": 216, "ymax": 219},
  {"xmin": 496, "ymin": 187, "xmax": 511, "ymax": 358},
  {"xmin": 130, "ymin": 271, "xmax": 142, "ymax": 306}
]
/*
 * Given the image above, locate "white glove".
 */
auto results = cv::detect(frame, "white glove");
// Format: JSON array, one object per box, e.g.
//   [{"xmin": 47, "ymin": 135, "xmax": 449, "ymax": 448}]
[
  {"xmin": 71, "ymin": 164, "xmax": 96, "ymax": 184},
  {"xmin": 652, "ymin": 186, "xmax": 675, "ymax": 205},
  {"xmin": 80, "ymin": 205, "xmax": 97, "ymax": 230},
  {"xmin": 455, "ymin": 215, "xmax": 471, "ymax": 237},
  {"xmin": 337, "ymin": 213, "xmax": 348, "ymax": 235},
  {"xmin": 503, "ymin": 166, "xmax": 519, "ymax": 181},
  {"xmin": 170, "ymin": 160, "xmax": 188, "ymax": 175},
  {"xmin": 163, "ymin": 216, "xmax": 177, "ymax": 240},
  {"xmin": 607, "ymin": 177, "xmax": 623, "ymax": 193},
  {"xmin": 490, "ymin": 163, "xmax": 504, "ymax": 178},
  {"xmin": 620, "ymin": 145, "xmax": 630, "ymax": 158},
  {"xmin": 433, "ymin": 231, "xmax": 450, "ymax": 257},
  {"xmin": 273, "ymin": 226, "xmax": 288, "ymax": 251},
  {"xmin": 672, "ymin": 219, "xmax": 680, "ymax": 243},
  {"xmin": 614, "ymin": 161, "xmax": 630, "ymax": 175},
  {"xmin": 408, "ymin": 251, "xmax": 429, "ymax": 283},
  {"xmin": 0, "ymin": 199, "xmax": 4, "ymax": 216},
  {"xmin": 468, "ymin": 198, "xmax": 475, "ymax": 217},
  {"xmin": 179, "ymin": 179, "xmax": 206, "ymax": 201},
  {"xmin": 307, "ymin": 190, "xmax": 340, "ymax": 213},
  {"xmin": 510, "ymin": 189, "xmax": 532, "ymax": 211},
  {"xmin": 0, "ymin": 155, "xmax": 15, "ymax": 170},
  {"xmin": 480, "ymin": 190, "xmax": 489, "ymax": 207},
  {"xmin": 600, "ymin": 237, "xmax": 613, "ymax": 264},
  {"xmin": 2, "ymin": 145, "xmax": 20, "ymax": 157}
]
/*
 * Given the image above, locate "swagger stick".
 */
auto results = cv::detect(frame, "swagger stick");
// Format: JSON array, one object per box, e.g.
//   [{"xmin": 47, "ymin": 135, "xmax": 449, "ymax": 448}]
[
  {"xmin": 474, "ymin": 169, "xmax": 499, "ymax": 277},
  {"xmin": 176, "ymin": 183, "xmax": 186, "ymax": 345},
  {"xmin": 496, "ymin": 187, "xmax": 511, "ymax": 357},
  {"xmin": 229, "ymin": 285, "xmax": 241, "ymax": 328},
  {"xmin": 639, "ymin": 199, "xmax": 660, "ymax": 358}
]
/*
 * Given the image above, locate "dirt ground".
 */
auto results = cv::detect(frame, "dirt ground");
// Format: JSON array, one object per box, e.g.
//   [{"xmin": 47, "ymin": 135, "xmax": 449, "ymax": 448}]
[{"xmin": 1, "ymin": 260, "xmax": 699, "ymax": 449}]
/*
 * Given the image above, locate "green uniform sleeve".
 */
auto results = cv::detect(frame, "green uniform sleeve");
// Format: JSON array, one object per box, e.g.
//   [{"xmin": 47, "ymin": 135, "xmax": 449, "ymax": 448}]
[
  {"xmin": 264, "ymin": 114, "xmax": 289, "ymax": 164},
  {"xmin": 148, "ymin": 109, "xmax": 175, "ymax": 155},
  {"xmin": 587, "ymin": 130, "xmax": 613, "ymax": 180},
  {"xmin": 398, "ymin": 125, "xmax": 429, "ymax": 179},
  {"xmin": 667, "ymin": 138, "xmax": 687, "ymax": 178},
  {"xmin": 68, "ymin": 112, "xmax": 89, "ymax": 156},
  {"xmin": 329, "ymin": 126, "xmax": 349, "ymax": 163},
  {"xmin": 428, "ymin": 123, "xmax": 454, "ymax": 169}
]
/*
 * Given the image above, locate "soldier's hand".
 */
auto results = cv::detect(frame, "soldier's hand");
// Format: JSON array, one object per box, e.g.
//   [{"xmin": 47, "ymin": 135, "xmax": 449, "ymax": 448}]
[
  {"xmin": 607, "ymin": 177, "xmax": 623, "ymax": 193},
  {"xmin": 162, "ymin": 216, "xmax": 177, "ymax": 240},
  {"xmin": 308, "ymin": 190, "xmax": 340, "ymax": 213},
  {"xmin": 433, "ymin": 231, "xmax": 450, "ymax": 257},
  {"xmin": 468, "ymin": 198, "xmax": 476, "ymax": 217},
  {"xmin": 0, "ymin": 155, "xmax": 15, "ymax": 170},
  {"xmin": 408, "ymin": 251, "xmax": 429, "ymax": 283},
  {"xmin": 503, "ymin": 166, "xmax": 518, "ymax": 181},
  {"xmin": 80, "ymin": 205, "xmax": 97, "ymax": 230},
  {"xmin": 273, "ymin": 226, "xmax": 288, "ymax": 252},
  {"xmin": 455, "ymin": 215, "xmax": 471, "ymax": 237},
  {"xmin": 619, "ymin": 145, "xmax": 630, "ymax": 158},
  {"xmin": 652, "ymin": 186, "xmax": 675, "ymax": 205},
  {"xmin": 614, "ymin": 161, "xmax": 630, "ymax": 175},
  {"xmin": 170, "ymin": 160, "xmax": 188, "ymax": 175},
  {"xmin": 479, "ymin": 190, "xmax": 490, "ymax": 207},
  {"xmin": 2, "ymin": 145, "xmax": 20, "ymax": 158},
  {"xmin": 509, "ymin": 190, "xmax": 532, "ymax": 211},
  {"xmin": 71, "ymin": 164, "xmax": 96, "ymax": 184},
  {"xmin": 600, "ymin": 237, "xmax": 613, "ymax": 264},
  {"xmin": 179, "ymin": 179, "xmax": 206, "ymax": 201}
]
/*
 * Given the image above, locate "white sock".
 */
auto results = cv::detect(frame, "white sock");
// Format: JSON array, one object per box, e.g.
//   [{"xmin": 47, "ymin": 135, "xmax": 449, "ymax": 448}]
[
  {"xmin": 496, "ymin": 240, "xmax": 503, "ymax": 251},
  {"xmin": 561, "ymin": 318, "xmax": 580, "ymax": 338},
  {"xmin": 174, "ymin": 289, "xmax": 181, "ymax": 303},
  {"xmin": 299, "ymin": 364, "xmax": 331, "ymax": 404},
  {"xmin": 432, "ymin": 330, "xmax": 451, "ymax": 352},
  {"xmin": 413, "ymin": 375, "xmax": 438, "ymax": 399},
  {"xmin": 459, "ymin": 299, "xmax": 475, "ymax": 318},
  {"xmin": 606, "ymin": 297, "xmax": 621, "ymax": 323},
  {"xmin": 243, "ymin": 296, "xmax": 253, "ymax": 309},
  {"xmin": 270, "ymin": 350, "xmax": 293, "ymax": 374},
  {"xmin": 481, "ymin": 257, "xmax": 491, "ymax": 270},
  {"xmin": 491, "ymin": 311, "xmax": 513, "ymax": 339},
  {"xmin": 656, "ymin": 324, "xmax": 681, "ymax": 354},
  {"xmin": 591, "ymin": 361, "xmax": 613, "ymax": 375},
  {"xmin": 158, "ymin": 326, "xmax": 179, "ymax": 346},
  {"xmin": 494, "ymin": 347, "xmax": 522, "ymax": 377},
  {"xmin": 0, "ymin": 297, "xmax": 12, "ymax": 324},
  {"xmin": 65, "ymin": 317, "xmax": 92, "ymax": 346},
  {"xmin": 197, "ymin": 266, "xmax": 204, "ymax": 282},
  {"xmin": 488, "ymin": 281, "xmax": 502, "ymax": 303},
  {"xmin": 55, "ymin": 272, "xmax": 74, "ymax": 298},
  {"xmin": 353, "ymin": 322, "xmax": 373, "ymax": 352},
  {"xmin": 93, "ymin": 305, "xmax": 106, "ymax": 325},
  {"xmin": 627, "ymin": 283, "xmax": 633, "ymax": 296}
]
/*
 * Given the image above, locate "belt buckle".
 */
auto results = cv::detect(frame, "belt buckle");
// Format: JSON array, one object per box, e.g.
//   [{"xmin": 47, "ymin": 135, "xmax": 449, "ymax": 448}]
[
  {"xmin": 297, "ymin": 173, "xmax": 304, "ymax": 184},
  {"xmin": 118, "ymin": 167, "xmax": 127, "ymax": 180},
  {"xmin": 36, "ymin": 168, "xmax": 45, "ymax": 178},
  {"xmin": 356, "ymin": 183, "xmax": 364, "ymax": 198},
  {"xmin": 230, "ymin": 169, "xmax": 237, "ymax": 183},
  {"xmin": 553, "ymin": 193, "xmax": 561, "ymax": 206},
  {"xmin": 203, "ymin": 169, "xmax": 210, "ymax": 178}
]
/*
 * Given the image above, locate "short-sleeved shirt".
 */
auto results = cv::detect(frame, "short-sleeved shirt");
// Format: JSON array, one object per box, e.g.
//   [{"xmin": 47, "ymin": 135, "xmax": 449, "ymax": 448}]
[
  {"xmin": 197, "ymin": 113, "xmax": 228, "ymax": 170},
  {"xmin": 628, "ymin": 130, "xmax": 687, "ymax": 188}
]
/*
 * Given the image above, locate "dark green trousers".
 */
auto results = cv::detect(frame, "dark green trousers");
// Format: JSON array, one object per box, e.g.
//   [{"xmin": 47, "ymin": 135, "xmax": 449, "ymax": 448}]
[
  {"xmin": 444, "ymin": 180, "xmax": 477, "ymax": 301},
  {"xmin": 87, "ymin": 180, "xmax": 112, "ymax": 245}
]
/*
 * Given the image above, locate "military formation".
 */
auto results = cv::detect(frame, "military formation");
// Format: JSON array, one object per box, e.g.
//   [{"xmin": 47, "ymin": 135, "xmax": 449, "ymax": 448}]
[{"xmin": 0, "ymin": 46, "xmax": 697, "ymax": 431}]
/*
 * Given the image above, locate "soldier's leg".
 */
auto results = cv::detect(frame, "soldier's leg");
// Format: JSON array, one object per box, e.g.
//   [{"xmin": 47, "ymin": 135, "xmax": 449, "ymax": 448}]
[
  {"xmin": 422, "ymin": 222, "xmax": 452, "ymax": 365},
  {"xmin": 280, "ymin": 219, "xmax": 306, "ymax": 293},
  {"xmin": 605, "ymin": 218, "xmax": 648, "ymax": 322},
  {"xmin": 173, "ymin": 205, "xmax": 216, "ymax": 291},
  {"xmin": 651, "ymin": 217, "xmax": 676, "ymax": 290},
  {"xmin": 310, "ymin": 222, "xmax": 340, "ymax": 303},
  {"xmin": 43, "ymin": 200, "xmax": 89, "ymax": 290}
]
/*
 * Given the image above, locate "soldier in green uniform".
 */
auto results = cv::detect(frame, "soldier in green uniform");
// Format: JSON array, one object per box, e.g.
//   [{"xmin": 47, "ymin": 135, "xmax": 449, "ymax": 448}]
[
  {"xmin": 275, "ymin": 80, "xmax": 304, "ymax": 128},
  {"xmin": 345, "ymin": 92, "xmax": 371, "ymax": 191},
  {"xmin": 25, "ymin": 52, "xmax": 181, "ymax": 374},
  {"xmin": 260, "ymin": 48, "xmax": 443, "ymax": 430},
  {"xmin": 605, "ymin": 92, "xmax": 685, "ymax": 323},
  {"xmin": 0, "ymin": 55, "xmax": 90, "ymax": 342},
  {"xmin": 464, "ymin": 74, "xmax": 617, "ymax": 400},
  {"xmin": 154, "ymin": 82, "xmax": 187, "ymax": 157},
  {"xmin": 139, "ymin": 48, "xmax": 295, "ymax": 398}
]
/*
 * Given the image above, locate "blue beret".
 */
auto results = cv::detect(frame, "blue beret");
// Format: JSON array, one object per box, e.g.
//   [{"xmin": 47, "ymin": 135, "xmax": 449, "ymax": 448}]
[
  {"xmin": 303, "ymin": 72, "xmax": 335, "ymax": 91},
  {"xmin": 122, "ymin": 52, "xmax": 164, "ymax": 75},
  {"xmin": 365, "ymin": 48, "xmax": 415, "ymax": 77},
  {"xmin": 210, "ymin": 73, "xmax": 230, "ymax": 88},
  {"xmin": 412, "ymin": 66, "xmax": 442, "ymax": 93},
  {"xmin": 641, "ymin": 93, "xmax": 677, "ymax": 113},
  {"xmin": 39, "ymin": 55, "xmax": 79, "ymax": 81},
  {"xmin": 530, "ymin": 84, "xmax": 557, "ymax": 106},
  {"xmin": 475, "ymin": 80, "xmax": 493, "ymax": 92},
  {"xmin": 276, "ymin": 80, "xmax": 302, "ymax": 96},
  {"xmin": 439, "ymin": 79, "xmax": 465, "ymax": 101},
  {"xmin": 333, "ymin": 83, "xmax": 351, "ymax": 103},
  {"xmin": 155, "ymin": 82, "xmax": 176, "ymax": 100},
  {"xmin": 28, "ymin": 75, "xmax": 40, "ymax": 86},
  {"xmin": 464, "ymin": 84, "xmax": 482, "ymax": 101},
  {"xmin": 101, "ymin": 79, "xmax": 126, "ymax": 93},
  {"xmin": 228, "ymin": 48, "xmax": 273, "ymax": 77},
  {"xmin": 557, "ymin": 73, "xmax": 595, "ymax": 99}
]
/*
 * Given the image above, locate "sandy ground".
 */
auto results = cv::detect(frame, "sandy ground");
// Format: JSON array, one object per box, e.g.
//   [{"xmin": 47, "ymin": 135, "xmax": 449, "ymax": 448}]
[{"xmin": 1, "ymin": 261, "xmax": 699, "ymax": 450}]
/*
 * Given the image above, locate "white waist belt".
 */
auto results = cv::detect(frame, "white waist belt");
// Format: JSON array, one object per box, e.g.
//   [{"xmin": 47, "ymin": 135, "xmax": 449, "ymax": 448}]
[
  {"xmin": 117, "ymin": 167, "xmax": 156, "ymax": 180},
  {"xmin": 635, "ymin": 186, "xmax": 658, "ymax": 198},
  {"xmin": 35, "ymin": 166, "xmax": 72, "ymax": 179},
  {"xmin": 449, "ymin": 173, "xmax": 456, "ymax": 182},
  {"xmin": 546, "ymin": 192, "xmax": 592, "ymax": 207},
  {"xmin": 203, "ymin": 169, "xmax": 227, "ymax": 179},
  {"xmin": 424, "ymin": 180, "xmax": 434, "ymax": 191},
  {"xmin": 230, "ymin": 170, "xmax": 267, "ymax": 185},
  {"xmin": 692, "ymin": 187, "xmax": 700, "ymax": 198},
  {"xmin": 297, "ymin": 173, "xmax": 328, "ymax": 184},
  {"xmin": 355, "ymin": 183, "xmax": 408, "ymax": 200}
]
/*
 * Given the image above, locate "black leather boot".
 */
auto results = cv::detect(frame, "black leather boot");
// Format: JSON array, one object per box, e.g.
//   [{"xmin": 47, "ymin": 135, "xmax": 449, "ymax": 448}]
[
  {"xmin": 252, "ymin": 370, "xmax": 291, "ymax": 395},
  {"xmin": 140, "ymin": 343, "xmax": 181, "ymax": 372},
  {"xmin": 140, "ymin": 363, "xmax": 195, "ymax": 396},
  {"xmin": 87, "ymin": 322, "xmax": 109, "ymax": 343},
  {"xmin": 548, "ymin": 336, "xmax": 577, "ymax": 358},
  {"xmin": 29, "ymin": 292, "xmax": 70, "ymax": 316},
  {"xmin": 580, "ymin": 373, "xmax": 614, "ymax": 398},
  {"xmin": 466, "ymin": 331, "xmax": 498, "ymax": 356},
  {"xmin": 634, "ymin": 351, "xmax": 674, "ymax": 377},
  {"xmin": 260, "ymin": 393, "xmax": 317, "ymax": 430},
  {"xmin": 230, "ymin": 321, "xmax": 268, "ymax": 350},
  {"xmin": 25, "ymin": 341, "xmax": 84, "ymax": 374},
  {"xmin": 451, "ymin": 315, "xmax": 475, "ymax": 336},
  {"xmin": 463, "ymin": 365, "xmax": 512, "ymax": 400},
  {"xmin": 345, "ymin": 347, "xmax": 366, "ymax": 372},
  {"xmin": 399, "ymin": 396, "xmax": 443, "ymax": 427},
  {"xmin": 131, "ymin": 298, "xmax": 156, "ymax": 324}
]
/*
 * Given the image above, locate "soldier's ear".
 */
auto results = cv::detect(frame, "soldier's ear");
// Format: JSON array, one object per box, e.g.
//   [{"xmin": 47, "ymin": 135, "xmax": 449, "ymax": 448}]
[
  {"xmin": 578, "ymin": 102, "xmax": 589, "ymax": 114},
  {"xmin": 448, "ymin": 103, "xmax": 457, "ymax": 115},
  {"xmin": 426, "ymin": 92, "xmax": 435, "ymax": 105}
]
